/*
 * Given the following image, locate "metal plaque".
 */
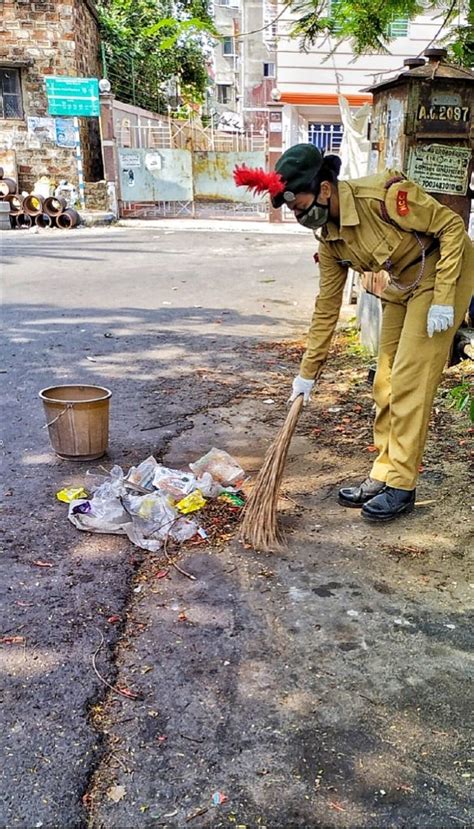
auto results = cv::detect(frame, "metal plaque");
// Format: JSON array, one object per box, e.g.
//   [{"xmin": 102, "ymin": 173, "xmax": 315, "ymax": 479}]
[{"xmin": 407, "ymin": 143, "xmax": 472, "ymax": 196}]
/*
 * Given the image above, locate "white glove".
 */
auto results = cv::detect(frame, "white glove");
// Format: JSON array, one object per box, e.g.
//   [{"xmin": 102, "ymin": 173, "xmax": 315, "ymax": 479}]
[
  {"xmin": 427, "ymin": 304, "xmax": 454, "ymax": 337},
  {"xmin": 289, "ymin": 375, "xmax": 315, "ymax": 404}
]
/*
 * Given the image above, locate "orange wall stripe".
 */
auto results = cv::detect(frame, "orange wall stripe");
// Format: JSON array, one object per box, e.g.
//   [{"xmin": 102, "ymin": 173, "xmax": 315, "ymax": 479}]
[{"xmin": 280, "ymin": 92, "xmax": 372, "ymax": 106}]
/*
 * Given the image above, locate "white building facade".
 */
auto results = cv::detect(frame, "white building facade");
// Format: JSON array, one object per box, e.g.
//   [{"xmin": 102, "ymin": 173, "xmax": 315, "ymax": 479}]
[{"xmin": 275, "ymin": 2, "xmax": 461, "ymax": 153}]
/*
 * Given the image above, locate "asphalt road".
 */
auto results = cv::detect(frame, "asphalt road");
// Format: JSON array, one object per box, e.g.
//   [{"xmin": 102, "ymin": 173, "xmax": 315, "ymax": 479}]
[
  {"xmin": 1, "ymin": 225, "xmax": 316, "ymax": 827},
  {"xmin": 1, "ymin": 225, "xmax": 472, "ymax": 829}
]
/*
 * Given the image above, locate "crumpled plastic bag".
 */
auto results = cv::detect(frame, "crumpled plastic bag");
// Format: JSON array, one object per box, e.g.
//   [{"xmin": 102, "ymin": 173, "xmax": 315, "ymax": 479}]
[
  {"xmin": 122, "ymin": 492, "xmax": 177, "ymax": 533},
  {"xmin": 171, "ymin": 517, "xmax": 199, "ymax": 542},
  {"xmin": 152, "ymin": 465, "xmax": 197, "ymax": 500},
  {"xmin": 126, "ymin": 456, "xmax": 158, "ymax": 490},
  {"xmin": 68, "ymin": 497, "xmax": 130, "ymax": 535},
  {"xmin": 195, "ymin": 472, "xmax": 223, "ymax": 499},
  {"xmin": 189, "ymin": 448, "xmax": 244, "ymax": 487}
]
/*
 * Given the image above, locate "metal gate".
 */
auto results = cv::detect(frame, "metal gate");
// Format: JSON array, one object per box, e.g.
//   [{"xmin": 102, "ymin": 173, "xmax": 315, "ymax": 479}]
[{"xmin": 116, "ymin": 108, "xmax": 268, "ymax": 219}]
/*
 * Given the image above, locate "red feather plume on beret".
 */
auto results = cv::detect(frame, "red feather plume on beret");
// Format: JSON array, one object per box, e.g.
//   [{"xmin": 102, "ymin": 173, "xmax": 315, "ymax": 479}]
[{"xmin": 233, "ymin": 164, "xmax": 285, "ymax": 198}]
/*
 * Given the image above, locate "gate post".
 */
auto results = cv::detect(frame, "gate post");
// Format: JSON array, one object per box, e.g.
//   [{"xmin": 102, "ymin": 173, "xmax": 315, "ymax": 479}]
[
  {"xmin": 267, "ymin": 101, "xmax": 284, "ymax": 223},
  {"xmin": 99, "ymin": 88, "xmax": 122, "ymax": 217}
]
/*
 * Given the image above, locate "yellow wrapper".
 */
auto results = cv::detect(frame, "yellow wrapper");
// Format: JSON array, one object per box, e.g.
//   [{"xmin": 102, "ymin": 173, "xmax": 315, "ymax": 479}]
[
  {"xmin": 56, "ymin": 487, "xmax": 89, "ymax": 503},
  {"xmin": 176, "ymin": 490, "xmax": 206, "ymax": 514}
]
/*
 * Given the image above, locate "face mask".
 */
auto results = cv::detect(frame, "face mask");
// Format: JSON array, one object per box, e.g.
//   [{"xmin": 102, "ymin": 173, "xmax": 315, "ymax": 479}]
[{"xmin": 296, "ymin": 200, "xmax": 329, "ymax": 229}]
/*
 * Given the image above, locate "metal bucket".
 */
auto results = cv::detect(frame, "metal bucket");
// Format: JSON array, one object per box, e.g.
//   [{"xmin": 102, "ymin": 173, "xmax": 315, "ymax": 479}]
[{"xmin": 39, "ymin": 384, "xmax": 112, "ymax": 461}]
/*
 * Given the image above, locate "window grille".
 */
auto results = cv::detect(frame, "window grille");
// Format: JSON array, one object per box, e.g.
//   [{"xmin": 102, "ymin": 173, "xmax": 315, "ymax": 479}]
[
  {"xmin": 308, "ymin": 123, "xmax": 344, "ymax": 153},
  {"xmin": 0, "ymin": 68, "xmax": 23, "ymax": 119}
]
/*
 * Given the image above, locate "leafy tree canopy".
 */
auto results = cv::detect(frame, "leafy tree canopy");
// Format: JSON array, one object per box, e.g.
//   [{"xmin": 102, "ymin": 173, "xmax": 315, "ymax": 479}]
[
  {"xmin": 96, "ymin": 0, "xmax": 216, "ymax": 113},
  {"xmin": 286, "ymin": 0, "xmax": 473, "ymax": 66}
]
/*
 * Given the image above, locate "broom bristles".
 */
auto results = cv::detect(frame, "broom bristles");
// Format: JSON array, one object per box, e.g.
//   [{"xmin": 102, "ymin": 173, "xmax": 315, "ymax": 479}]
[{"xmin": 240, "ymin": 395, "xmax": 304, "ymax": 552}]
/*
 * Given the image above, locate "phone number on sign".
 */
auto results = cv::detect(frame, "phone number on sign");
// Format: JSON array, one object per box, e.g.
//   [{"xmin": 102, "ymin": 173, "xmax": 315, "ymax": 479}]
[{"xmin": 417, "ymin": 104, "xmax": 470, "ymax": 122}]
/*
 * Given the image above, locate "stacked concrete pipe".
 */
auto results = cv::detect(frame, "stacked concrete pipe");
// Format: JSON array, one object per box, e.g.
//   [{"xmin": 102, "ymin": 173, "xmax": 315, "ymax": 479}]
[{"xmin": 0, "ymin": 168, "xmax": 82, "ymax": 230}]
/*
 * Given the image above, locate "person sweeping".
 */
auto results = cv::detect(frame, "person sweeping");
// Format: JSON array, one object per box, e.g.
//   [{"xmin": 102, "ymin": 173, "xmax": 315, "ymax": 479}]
[{"xmin": 234, "ymin": 144, "xmax": 473, "ymax": 525}]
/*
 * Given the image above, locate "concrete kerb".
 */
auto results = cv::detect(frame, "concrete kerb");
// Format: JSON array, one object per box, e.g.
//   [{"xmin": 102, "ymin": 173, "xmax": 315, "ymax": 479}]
[
  {"xmin": 80, "ymin": 211, "xmax": 117, "ymax": 227},
  {"xmin": 117, "ymin": 217, "xmax": 309, "ymax": 235}
]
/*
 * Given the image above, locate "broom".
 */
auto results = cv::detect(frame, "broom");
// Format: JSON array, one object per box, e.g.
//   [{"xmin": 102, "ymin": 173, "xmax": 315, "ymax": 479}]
[{"xmin": 240, "ymin": 394, "xmax": 305, "ymax": 552}]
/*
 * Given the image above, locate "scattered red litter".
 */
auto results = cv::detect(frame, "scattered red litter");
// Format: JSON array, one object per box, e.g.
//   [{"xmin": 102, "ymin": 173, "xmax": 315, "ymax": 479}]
[
  {"xmin": 329, "ymin": 801, "xmax": 346, "ymax": 812},
  {"xmin": 107, "ymin": 615, "xmax": 121, "ymax": 624},
  {"xmin": 0, "ymin": 635, "xmax": 25, "ymax": 645},
  {"xmin": 177, "ymin": 612, "xmax": 188, "ymax": 622},
  {"xmin": 117, "ymin": 686, "xmax": 141, "ymax": 700},
  {"xmin": 155, "ymin": 570, "xmax": 169, "ymax": 579},
  {"xmin": 418, "ymin": 465, "xmax": 425, "ymax": 472},
  {"xmin": 157, "ymin": 735, "xmax": 167, "ymax": 742},
  {"xmin": 32, "ymin": 560, "xmax": 54, "ymax": 567},
  {"xmin": 366, "ymin": 445, "xmax": 378, "ymax": 453}
]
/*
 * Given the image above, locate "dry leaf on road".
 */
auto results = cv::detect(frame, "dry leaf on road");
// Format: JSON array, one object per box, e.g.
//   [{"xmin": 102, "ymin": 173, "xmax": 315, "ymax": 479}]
[{"xmin": 107, "ymin": 785, "xmax": 126, "ymax": 803}]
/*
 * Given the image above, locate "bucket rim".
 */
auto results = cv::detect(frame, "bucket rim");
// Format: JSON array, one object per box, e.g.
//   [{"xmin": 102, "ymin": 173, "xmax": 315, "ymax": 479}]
[{"xmin": 38, "ymin": 384, "xmax": 112, "ymax": 404}]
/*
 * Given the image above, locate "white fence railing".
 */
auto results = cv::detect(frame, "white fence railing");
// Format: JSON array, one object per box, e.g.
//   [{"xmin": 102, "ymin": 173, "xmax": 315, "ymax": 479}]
[
  {"xmin": 117, "ymin": 120, "xmax": 267, "ymax": 153},
  {"xmin": 308, "ymin": 123, "xmax": 344, "ymax": 154}
]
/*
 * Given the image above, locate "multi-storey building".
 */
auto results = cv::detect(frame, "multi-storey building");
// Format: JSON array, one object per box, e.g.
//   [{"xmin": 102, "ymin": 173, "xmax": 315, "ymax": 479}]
[
  {"xmin": 210, "ymin": 1, "xmax": 460, "ymax": 148},
  {"xmin": 209, "ymin": 0, "xmax": 277, "ymax": 131},
  {"xmin": 275, "ymin": 2, "xmax": 460, "ymax": 153}
]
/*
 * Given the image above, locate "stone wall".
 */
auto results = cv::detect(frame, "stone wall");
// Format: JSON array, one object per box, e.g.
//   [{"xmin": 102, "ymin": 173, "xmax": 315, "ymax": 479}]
[
  {"xmin": 84, "ymin": 179, "xmax": 108, "ymax": 210},
  {"xmin": 0, "ymin": 0, "xmax": 103, "ymax": 195}
]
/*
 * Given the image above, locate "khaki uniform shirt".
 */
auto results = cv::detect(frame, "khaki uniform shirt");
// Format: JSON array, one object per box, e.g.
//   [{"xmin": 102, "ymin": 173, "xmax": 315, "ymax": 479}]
[{"xmin": 299, "ymin": 170, "xmax": 468, "ymax": 380}]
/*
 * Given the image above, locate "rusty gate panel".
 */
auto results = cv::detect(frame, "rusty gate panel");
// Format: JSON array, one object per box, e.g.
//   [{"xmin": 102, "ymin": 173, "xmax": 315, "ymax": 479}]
[{"xmin": 192, "ymin": 151, "xmax": 266, "ymax": 203}]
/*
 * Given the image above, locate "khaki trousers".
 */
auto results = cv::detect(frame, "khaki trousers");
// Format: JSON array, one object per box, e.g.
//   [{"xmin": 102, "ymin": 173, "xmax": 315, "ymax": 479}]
[{"xmin": 370, "ymin": 241, "xmax": 473, "ymax": 490}]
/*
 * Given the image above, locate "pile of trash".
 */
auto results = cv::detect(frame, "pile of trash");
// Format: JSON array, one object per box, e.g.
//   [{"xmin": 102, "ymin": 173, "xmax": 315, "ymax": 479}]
[{"xmin": 56, "ymin": 448, "xmax": 246, "ymax": 552}]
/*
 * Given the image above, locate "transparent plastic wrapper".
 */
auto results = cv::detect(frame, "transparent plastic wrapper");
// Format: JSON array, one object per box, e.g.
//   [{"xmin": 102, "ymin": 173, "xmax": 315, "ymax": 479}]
[
  {"xmin": 189, "ymin": 448, "xmax": 245, "ymax": 487},
  {"xmin": 123, "ymin": 492, "xmax": 177, "ymax": 534},
  {"xmin": 68, "ymin": 496, "xmax": 130, "ymax": 534},
  {"xmin": 171, "ymin": 517, "xmax": 199, "ymax": 542},
  {"xmin": 152, "ymin": 465, "xmax": 197, "ymax": 500},
  {"xmin": 195, "ymin": 472, "xmax": 223, "ymax": 499},
  {"xmin": 126, "ymin": 456, "xmax": 158, "ymax": 490}
]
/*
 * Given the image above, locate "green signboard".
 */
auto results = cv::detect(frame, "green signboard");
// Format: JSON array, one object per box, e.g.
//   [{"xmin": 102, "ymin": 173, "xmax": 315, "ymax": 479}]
[{"xmin": 45, "ymin": 76, "xmax": 100, "ymax": 117}]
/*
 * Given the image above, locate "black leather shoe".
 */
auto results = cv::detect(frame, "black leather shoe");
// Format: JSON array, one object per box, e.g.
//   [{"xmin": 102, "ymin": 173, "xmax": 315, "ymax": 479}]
[
  {"xmin": 361, "ymin": 486, "xmax": 416, "ymax": 522},
  {"xmin": 338, "ymin": 477, "xmax": 386, "ymax": 508}
]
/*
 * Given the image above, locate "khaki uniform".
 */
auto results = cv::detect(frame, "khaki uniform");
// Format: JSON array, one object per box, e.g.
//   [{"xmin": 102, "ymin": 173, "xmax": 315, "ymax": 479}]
[{"xmin": 299, "ymin": 170, "xmax": 473, "ymax": 490}]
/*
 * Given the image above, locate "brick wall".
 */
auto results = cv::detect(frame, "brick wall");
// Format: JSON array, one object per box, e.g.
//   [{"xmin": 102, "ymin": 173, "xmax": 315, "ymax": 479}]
[{"xmin": 0, "ymin": 0, "xmax": 103, "ymax": 196}]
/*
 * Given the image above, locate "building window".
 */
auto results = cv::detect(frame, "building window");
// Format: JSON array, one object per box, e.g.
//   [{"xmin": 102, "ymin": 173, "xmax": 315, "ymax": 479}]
[
  {"xmin": 217, "ymin": 84, "xmax": 232, "ymax": 104},
  {"xmin": 263, "ymin": 62, "xmax": 275, "ymax": 78},
  {"xmin": 222, "ymin": 37, "xmax": 235, "ymax": 56},
  {"xmin": 0, "ymin": 68, "xmax": 23, "ymax": 119},
  {"xmin": 308, "ymin": 123, "xmax": 343, "ymax": 153},
  {"xmin": 386, "ymin": 17, "xmax": 409, "ymax": 37}
]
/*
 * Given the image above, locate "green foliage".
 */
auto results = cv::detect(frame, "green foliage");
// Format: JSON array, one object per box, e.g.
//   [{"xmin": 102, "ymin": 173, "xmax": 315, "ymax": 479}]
[
  {"xmin": 287, "ymin": 0, "xmax": 473, "ymax": 66},
  {"xmin": 96, "ymin": 0, "xmax": 216, "ymax": 112},
  {"xmin": 446, "ymin": 380, "xmax": 474, "ymax": 423}
]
